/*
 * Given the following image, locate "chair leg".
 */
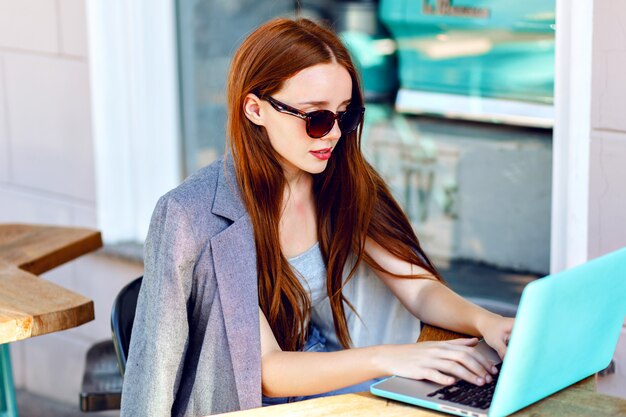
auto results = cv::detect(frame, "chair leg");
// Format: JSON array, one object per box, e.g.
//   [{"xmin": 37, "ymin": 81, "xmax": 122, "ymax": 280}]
[{"xmin": 0, "ymin": 344, "xmax": 19, "ymax": 417}]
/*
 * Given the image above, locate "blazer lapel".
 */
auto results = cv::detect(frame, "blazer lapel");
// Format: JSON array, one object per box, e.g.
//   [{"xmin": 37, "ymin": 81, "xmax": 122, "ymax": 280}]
[
  {"xmin": 211, "ymin": 217, "xmax": 260, "ymax": 410},
  {"xmin": 211, "ymin": 157, "xmax": 246, "ymax": 221},
  {"xmin": 210, "ymin": 156, "xmax": 261, "ymax": 409}
]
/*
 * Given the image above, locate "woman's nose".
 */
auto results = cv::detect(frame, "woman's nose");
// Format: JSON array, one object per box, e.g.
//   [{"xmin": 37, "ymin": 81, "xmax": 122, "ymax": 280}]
[{"xmin": 322, "ymin": 119, "xmax": 342, "ymax": 141}]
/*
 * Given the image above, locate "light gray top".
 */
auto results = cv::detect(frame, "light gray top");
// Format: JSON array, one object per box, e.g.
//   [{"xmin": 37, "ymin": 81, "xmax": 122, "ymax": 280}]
[
  {"xmin": 288, "ymin": 242, "xmax": 422, "ymax": 353},
  {"xmin": 288, "ymin": 242, "xmax": 327, "ymax": 306}
]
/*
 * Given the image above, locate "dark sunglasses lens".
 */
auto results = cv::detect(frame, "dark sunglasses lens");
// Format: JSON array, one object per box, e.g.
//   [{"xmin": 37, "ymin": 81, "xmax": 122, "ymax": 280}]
[
  {"xmin": 307, "ymin": 111, "xmax": 335, "ymax": 138},
  {"xmin": 339, "ymin": 108, "xmax": 362, "ymax": 134}
]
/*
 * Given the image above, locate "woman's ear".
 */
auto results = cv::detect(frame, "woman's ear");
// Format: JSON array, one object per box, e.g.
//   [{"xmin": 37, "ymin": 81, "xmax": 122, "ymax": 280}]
[{"xmin": 243, "ymin": 94, "xmax": 265, "ymax": 126}]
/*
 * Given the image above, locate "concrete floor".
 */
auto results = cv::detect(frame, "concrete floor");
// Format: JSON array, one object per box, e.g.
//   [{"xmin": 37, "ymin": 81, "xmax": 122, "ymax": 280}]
[{"xmin": 16, "ymin": 389, "xmax": 119, "ymax": 417}]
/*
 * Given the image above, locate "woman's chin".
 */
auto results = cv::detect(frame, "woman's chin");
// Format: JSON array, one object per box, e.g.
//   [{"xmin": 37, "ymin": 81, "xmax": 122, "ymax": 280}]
[{"xmin": 305, "ymin": 160, "xmax": 330, "ymax": 175}]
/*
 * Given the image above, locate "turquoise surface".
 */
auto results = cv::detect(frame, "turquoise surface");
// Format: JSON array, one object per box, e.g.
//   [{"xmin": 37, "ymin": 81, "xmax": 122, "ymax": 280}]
[
  {"xmin": 380, "ymin": 0, "xmax": 555, "ymax": 104},
  {"xmin": 340, "ymin": 31, "xmax": 398, "ymax": 100},
  {"xmin": 490, "ymin": 247, "xmax": 626, "ymax": 416},
  {"xmin": 370, "ymin": 246, "xmax": 626, "ymax": 417},
  {"xmin": 0, "ymin": 344, "xmax": 18, "ymax": 417}
]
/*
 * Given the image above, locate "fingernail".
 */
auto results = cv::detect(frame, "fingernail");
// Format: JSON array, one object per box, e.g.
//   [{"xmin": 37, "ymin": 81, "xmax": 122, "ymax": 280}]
[
  {"xmin": 492, "ymin": 366, "xmax": 498, "ymax": 374},
  {"xmin": 476, "ymin": 377, "xmax": 484, "ymax": 385},
  {"xmin": 485, "ymin": 374, "xmax": 493, "ymax": 383}
]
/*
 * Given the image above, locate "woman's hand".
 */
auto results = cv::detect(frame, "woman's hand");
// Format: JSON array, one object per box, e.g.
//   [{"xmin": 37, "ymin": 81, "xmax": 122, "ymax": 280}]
[
  {"xmin": 374, "ymin": 338, "xmax": 500, "ymax": 386},
  {"xmin": 476, "ymin": 313, "xmax": 515, "ymax": 359}
]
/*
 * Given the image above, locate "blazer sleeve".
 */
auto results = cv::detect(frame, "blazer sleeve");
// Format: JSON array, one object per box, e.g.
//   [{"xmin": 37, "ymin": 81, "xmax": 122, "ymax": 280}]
[{"xmin": 121, "ymin": 193, "xmax": 199, "ymax": 416}]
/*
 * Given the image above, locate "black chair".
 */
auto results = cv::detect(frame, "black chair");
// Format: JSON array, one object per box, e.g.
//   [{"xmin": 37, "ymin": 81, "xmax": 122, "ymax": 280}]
[
  {"xmin": 79, "ymin": 276, "xmax": 143, "ymax": 412},
  {"xmin": 111, "ymin": 276, "xmax": 143, "ymax": 376}
]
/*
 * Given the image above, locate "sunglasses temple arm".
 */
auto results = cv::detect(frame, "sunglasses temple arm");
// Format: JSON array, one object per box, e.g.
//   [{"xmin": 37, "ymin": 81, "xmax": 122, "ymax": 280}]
[{"xmin": 269, "ymin": 99, "xmax": 309, "ymax": 120}]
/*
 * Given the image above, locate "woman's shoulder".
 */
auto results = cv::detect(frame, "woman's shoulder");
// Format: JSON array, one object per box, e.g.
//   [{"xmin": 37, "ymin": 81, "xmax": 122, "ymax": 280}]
[
  {"xmin": 153, "ymin": 156, "xmax": 245, "ymax": 232},
  {"xmin": 165, "ymin": 158, "xmax": 223, "ymax": 205}
]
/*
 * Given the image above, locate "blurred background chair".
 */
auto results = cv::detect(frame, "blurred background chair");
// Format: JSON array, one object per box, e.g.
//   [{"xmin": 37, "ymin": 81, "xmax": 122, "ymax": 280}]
[
  {"xmin": 110, "ymin": 277, "xmax": 143, "ymax": 376},
  {"xmin": 79, "ymin": 276, "xmax": 143, "ymax": 412}
]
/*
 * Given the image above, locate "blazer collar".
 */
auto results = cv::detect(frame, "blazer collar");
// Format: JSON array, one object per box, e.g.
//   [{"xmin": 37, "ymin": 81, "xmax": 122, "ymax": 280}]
[{"xmin": 211, "ymin": 155, "xmax": 246, "ymax": 222}]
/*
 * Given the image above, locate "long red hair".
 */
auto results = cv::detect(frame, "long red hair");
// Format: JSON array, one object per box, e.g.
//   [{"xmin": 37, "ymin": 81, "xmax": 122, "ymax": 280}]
[{"xmin": 227, "ymin": 18, "xmax": 442, "ymax": 351}]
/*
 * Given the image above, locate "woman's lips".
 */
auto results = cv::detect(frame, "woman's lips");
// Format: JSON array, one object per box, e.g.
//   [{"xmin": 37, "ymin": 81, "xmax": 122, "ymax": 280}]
[{"xmin": 310, "ymin": 147, "xmax": 332, "ymax": 161}]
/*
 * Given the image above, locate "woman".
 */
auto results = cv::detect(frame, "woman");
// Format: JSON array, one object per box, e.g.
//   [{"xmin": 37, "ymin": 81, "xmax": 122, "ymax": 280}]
[{"xmin": 121, "ymin": 17, "xmax": 513, "ymax": 417}]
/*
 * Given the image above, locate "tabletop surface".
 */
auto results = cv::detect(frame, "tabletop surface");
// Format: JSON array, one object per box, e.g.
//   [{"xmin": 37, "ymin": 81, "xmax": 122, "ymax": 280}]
[
  {"xmin": 213, "ymin": 325, "xmax": 626, "ymax": 417},
  {"xmin": 0, "ymin": 224, "xmax": 103, "ymax": 344}
]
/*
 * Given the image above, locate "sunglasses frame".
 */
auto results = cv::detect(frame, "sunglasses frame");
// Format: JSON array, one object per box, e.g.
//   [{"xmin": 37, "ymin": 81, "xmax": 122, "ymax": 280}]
[{"xmin": 260, "ymin": 95, "xmax": 365, "ymax": 139}]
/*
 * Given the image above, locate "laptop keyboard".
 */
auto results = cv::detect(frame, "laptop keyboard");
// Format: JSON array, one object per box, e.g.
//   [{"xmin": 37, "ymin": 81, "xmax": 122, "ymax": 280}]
[{"xmin": 426, "ymin": 363, "xmax": 502, "ymax": 410}]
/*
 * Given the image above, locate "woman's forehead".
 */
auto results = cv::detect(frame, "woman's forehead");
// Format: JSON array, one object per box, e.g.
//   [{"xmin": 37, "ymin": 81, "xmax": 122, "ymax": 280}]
[{"xmin": 277, "ymin": 63, "xmax": 353, "ymax": 104}]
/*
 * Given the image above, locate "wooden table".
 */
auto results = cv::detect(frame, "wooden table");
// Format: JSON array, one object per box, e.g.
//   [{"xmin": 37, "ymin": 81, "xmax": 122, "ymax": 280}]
[
  {"xmin": 214, "ymin": 325, "xmax": 626, "ymax": 417},
  {"xmin": 0, "ymin": 224, "xmax": 103, "ymax": 417}
]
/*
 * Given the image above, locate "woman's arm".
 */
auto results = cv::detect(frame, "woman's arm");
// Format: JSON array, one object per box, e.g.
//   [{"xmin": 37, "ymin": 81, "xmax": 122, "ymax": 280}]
[
  {"xmin": 121, "ymin": 195, "xmax": 197, "ymax": 416},
  {"xmin": 260, "ymin": 308, "xmax": 497, "ymax": 398},
  {"xmin": 364, "ymin": 237, "xmax": 514, "ymax": 359}
]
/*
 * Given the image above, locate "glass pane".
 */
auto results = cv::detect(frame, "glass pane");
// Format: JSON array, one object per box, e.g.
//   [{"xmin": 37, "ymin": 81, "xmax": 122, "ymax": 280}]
[{"xmin": 176, "ymin": 0, "xmax": 295, "ymax": 175}]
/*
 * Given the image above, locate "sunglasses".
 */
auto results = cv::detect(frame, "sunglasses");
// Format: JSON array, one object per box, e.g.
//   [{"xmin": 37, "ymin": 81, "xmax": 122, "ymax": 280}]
[{"xmin": 260, "ymin": 96, "xmax": 365, "ymax": 139}]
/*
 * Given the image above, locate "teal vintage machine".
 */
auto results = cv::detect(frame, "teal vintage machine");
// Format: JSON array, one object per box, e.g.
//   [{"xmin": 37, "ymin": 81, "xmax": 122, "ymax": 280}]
[{"xmin": 379, "ymin": 0, "xmax": 556, "ymax": 127}]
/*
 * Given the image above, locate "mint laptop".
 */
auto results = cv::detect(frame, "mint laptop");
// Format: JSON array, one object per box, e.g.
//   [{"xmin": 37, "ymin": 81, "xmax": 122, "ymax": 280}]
[{"xmin": 371, "ymin": 247, "xmax": 626, "ymax": 417}]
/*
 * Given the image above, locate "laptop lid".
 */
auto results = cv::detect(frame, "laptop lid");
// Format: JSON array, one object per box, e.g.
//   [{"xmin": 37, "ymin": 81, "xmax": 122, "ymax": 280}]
[
  {"xmin": 489, "ymin": 246, "xmax": 626, "ymax": 416},
  {"xmin": 370, "ymin": 247, "xmax": 626, "ymax": 417}
]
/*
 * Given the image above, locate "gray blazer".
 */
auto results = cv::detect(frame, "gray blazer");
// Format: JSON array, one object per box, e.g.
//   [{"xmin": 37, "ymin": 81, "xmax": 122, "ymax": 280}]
[{"xmin": 121, "ymin": 157, "xmax": 262, "ymax": 416}]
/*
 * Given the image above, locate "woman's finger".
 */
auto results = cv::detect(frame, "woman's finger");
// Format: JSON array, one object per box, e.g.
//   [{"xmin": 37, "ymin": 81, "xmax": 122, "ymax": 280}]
[
  {"xmin": 419, "ymin": 368, "xmax": 457, "ymax": 386},
  {"xmin": 428, "ymin": 358, "xmax": 487, "ymax": 386},
  {"xmin": 443, "ymin": 344, "xmax": 495, "ymax": 377},
  {"xmin": 446, "ymin": 337, "xmax": 479, "ymax": 346},
  {"xmin": 494, "ymin": 338, "xmax": 507, "ymax": 359}
]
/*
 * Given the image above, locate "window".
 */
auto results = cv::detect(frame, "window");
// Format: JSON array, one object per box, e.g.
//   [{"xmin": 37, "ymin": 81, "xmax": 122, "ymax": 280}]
[
  {"xmin": 176, "ymin": 0, "xmax": 295, "ymax": 175},
  {"xmin": 87, "ymin": 0, "xmax": 182, "ymax": 243},
  {"xmin": 88, "ymin": 0, "xmax": 591, "ymax": 279}
]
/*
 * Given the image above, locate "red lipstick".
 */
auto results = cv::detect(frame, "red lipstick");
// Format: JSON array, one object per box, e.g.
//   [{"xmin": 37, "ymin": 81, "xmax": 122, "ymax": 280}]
[{"xmin": 310, "ymin": 147, "xmax": 332, "ymax": 161}]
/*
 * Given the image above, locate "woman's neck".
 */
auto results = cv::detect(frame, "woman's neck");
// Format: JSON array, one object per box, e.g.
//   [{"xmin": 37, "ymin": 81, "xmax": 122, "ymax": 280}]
[
  {"xmin": 280, "ymin": 171, "xmax": 318, "ymax": 258},
  {"xmin": 282, "ymin": 170, "xmax": 313, "ymax": 208},
  {"xmin": 280, "ymin": 159, "xmax": 312, "ymax": 195}
]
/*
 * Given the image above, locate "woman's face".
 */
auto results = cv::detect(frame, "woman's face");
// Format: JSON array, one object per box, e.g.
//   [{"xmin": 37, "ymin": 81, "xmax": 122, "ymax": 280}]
[{"xmin": 248, "ymin": 63, "xmax": 353, "ymax": 178}]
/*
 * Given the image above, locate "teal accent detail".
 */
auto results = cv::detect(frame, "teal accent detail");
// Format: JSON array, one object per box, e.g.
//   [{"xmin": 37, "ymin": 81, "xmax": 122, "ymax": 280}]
[
  {"xmin": 340, "ymin": 31, "xmax": 398, "ymax": 100},
  {"xmin": 0, "ymin": 344, "xmax": 19, "ymax": 417},
  {"xmin": 489, "ymin": 247, "xmax": 626, "ymax": 417},
  {"xmin": 379, "ymin": 0, "xmax": 555, "ymax": 104}
]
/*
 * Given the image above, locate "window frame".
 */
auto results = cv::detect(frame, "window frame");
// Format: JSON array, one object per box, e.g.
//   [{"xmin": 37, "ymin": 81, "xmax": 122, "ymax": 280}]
[{"xmin": 86, "ymin": 0, "xmax": 182, "ymax": 243}]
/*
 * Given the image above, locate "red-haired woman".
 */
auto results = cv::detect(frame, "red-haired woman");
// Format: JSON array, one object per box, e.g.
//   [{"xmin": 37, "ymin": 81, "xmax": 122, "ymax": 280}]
[{"xmin": 121, "ymin": 17, "xmax": 514, "ymax": 417}]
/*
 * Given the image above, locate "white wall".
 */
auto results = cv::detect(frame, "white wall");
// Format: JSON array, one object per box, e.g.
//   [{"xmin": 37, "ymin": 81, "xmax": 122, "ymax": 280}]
[
  {"xmin": 589, "ymin": 0, "xmax": 626, "ymax": 259},
  {"xmin": 589, "ymin": 0, "xmax": 626, "ymax": 399},
  {"xmin": 0, "ymin": 0, "xmax": 142, "ymax": 406}
]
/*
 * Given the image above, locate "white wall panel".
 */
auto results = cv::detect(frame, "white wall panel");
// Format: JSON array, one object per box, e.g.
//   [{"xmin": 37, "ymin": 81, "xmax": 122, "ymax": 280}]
[
  {"xmin": 0, "ymin": 0, "xmax": 59, "ymax": 53},
  {"xmin": 21, "ymin": 332, "xmax": 92, "ymax": 404},
  {"xmin": 5, "ymin": 54, "xmax": 95, "ymax": 202},
  {"xmin": 0, "ymin": 187, "xmax": 73, "ymax": 225},
  {"xmin": 588, "ymin": 131, "xmax": 626, "ymax": 259},
  {"xmin": 0, "ymin": 56, "xmax": 9, "ymax": 183},
  {"xmin": 59, "ymin": 0, "xmax": 88, "ymax": 58},
  {"xmin": 591, "ymin": 0, "xmax": 626, "ymax": 132}
]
